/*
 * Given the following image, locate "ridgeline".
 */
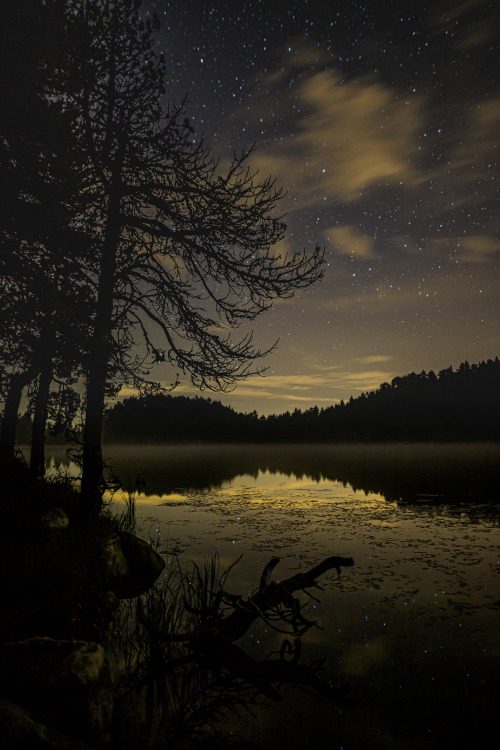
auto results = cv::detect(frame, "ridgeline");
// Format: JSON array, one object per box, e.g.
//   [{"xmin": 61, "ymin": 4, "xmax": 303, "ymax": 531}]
[{"xmin": 102, "ymin": 358, "xmax": 500, "ymax": 443}]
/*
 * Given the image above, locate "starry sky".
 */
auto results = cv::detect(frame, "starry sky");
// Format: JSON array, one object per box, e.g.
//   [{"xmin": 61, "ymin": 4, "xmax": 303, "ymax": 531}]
[{"xmin": 138, "ymin": 0, "xmax": 500, "ymax": 415}]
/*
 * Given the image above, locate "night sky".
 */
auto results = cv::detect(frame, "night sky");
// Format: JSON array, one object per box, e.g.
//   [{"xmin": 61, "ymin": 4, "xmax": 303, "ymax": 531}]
[{"xmin": 140, "ymin": 0, "xmax": 499, "ymax": 415}]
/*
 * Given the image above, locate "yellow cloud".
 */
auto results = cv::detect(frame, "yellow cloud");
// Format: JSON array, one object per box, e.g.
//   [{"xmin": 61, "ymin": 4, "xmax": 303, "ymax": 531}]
[
  {"xmin": 246, "ymin": 52, "xmax": 423, "ymax": 205},
  {"xmin": 456, "ymin": 97, "xmax": 500, "ymax": 159},
  {"xmin": 341, "ymin": 371, "xmax": 395, "ymax": 391},
  {"xmin": 109, "ymin": 361, "xmax": 400, "ymax": 415},
  {"xmin": 235, "ymin": 373, "xmax": 339, "ymax": 389},
  {"xmin": 432, "ymin": 0, "xmax": 500, "ymax": 49},
  {"xmin": 325, "ymin": 225, "xmax": 375, "ymax": 259},
  {"xmin": 458, "ymin": 235, "xmax": 499, "ymax": 262},
  {"xmin": 234, "ymin": 369, "xmax": 395, "ymax": 399},
  {"xmin": 357, "ymin": 355, "xmax": 393, "ymax": 364}
]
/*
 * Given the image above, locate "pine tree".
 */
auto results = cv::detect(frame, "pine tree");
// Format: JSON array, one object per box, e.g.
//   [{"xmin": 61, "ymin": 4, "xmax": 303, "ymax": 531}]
[
  {"xmin": 60, "ymin": 0, "xmax": 324, "ymax": 517},
  {"xmin": 0, "ymin": 0, "xmax": 90, "ymax": 467}
]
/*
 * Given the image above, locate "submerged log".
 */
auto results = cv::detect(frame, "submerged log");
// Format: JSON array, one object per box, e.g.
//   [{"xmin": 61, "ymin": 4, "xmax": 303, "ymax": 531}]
[
  {"xmin": 192, "ymin": 555, "xmax": 355, "ymax": 645},
  {"xmin": 118, "ymin": 552, "xmax": 356, "ymax": 747},
  {"xmin": 140, "ymin": 555, "xmax": 355, "ymax": 706},
  {"xmin": 191, "ymin": 555, "xmax": 355, "ymax": 705}
]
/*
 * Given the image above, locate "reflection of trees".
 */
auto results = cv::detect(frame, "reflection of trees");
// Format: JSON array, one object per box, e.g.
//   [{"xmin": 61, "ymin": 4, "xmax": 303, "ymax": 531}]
[
  {"xmin": 93, "ymin": 444, "xmax": 500, "ymax": 506},
  {"xmin": 110, "ymin": 554, "xmax": 354, "ymax": 748}
]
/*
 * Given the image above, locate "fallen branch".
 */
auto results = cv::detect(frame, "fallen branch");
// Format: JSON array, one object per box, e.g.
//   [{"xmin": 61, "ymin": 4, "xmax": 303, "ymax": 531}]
[
  {"xmin": 115, "ymin": 553, "xmax": 356, "ymax": 740},
  {"xmin": 191, "ymin": 555, "xmax": 354, "ymax": 645}
]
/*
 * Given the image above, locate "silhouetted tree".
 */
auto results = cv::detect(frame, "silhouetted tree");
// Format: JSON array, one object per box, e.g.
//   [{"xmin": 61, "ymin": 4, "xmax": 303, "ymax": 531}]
[
  {"xmin": 60, "ymin": 0, "xmax": 324, "ymax": 517},
  {"xmin": 0, "ymin": 0, "xmax": 89, "ymax": 467}
]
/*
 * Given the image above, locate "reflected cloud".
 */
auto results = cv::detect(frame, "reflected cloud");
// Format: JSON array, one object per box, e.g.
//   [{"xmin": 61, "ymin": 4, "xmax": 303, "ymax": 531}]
[
  {"xmin": 48, "ymin": 443, "xmax": 500, "ymax": 510},
  {"xmin": 343, "ymin": 639, "xmax": 389, "ymax": 677}
]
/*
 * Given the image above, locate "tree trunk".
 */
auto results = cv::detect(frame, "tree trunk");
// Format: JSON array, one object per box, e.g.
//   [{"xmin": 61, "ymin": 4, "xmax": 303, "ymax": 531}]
[
  {"xmin": 0, "ymin": 321, "xmax": 58, "ymax": 462},
  {"xmin": 0, "ymin": 360, "xmax": 44, "ymax": 460},
  {"xmin": 0, "ymin": 373, "xmax": 29, "ymax": 460},
  {"xmin": 81, "ymin": 185, "xmax": 122, "ymax": 520},
  {"xmin": 30, "ymin": 357, "xmax": 54, "ymax": 477}
]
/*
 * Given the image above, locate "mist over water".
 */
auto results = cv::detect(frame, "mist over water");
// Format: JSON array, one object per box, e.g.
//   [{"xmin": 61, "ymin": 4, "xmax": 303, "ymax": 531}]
[{"xmin": 43, "ymin": 443, "xmax": 500, "ymax": 749}]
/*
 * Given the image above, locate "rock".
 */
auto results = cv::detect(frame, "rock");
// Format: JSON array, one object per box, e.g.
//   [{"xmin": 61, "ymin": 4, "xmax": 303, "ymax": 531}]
[
  {"xmin": 0, "ymin": 637, "xmax": 114, "ymax": 748},
  {"xmin": 101, "ymin": 532, "xmax": 166, "ymax": 599},
  {"xmin": 117, "ymin": 531, "xmax": 166, "ymax": 598},
  {"xmin": 38, "ymin": 507, "xmax": 70, "ymax": 530},
  {"xmin": 0, "ymin": 697, "xmax": 94, "ymax": 749}
]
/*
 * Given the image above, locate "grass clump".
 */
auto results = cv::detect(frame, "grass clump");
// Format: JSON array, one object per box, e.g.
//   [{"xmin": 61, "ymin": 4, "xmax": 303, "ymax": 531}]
[{"xmin": 108, "ymin": 553, "xmax": 254, "ymax": 749}]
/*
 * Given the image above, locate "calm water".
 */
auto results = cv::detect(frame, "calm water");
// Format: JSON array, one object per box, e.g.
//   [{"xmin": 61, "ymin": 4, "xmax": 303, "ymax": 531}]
[{"xmin": 44, "ymin": 443, "xmax": 500, "ymax": 749}]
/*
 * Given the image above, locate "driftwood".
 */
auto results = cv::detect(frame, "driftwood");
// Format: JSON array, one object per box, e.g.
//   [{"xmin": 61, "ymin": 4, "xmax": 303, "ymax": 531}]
[
  {"xmin": 116, "ymin": 553, "xmax": 356, "ymax": 750},
  {"xmin": 161, "ymin": 555, "xmax": 354, "ymax": 647},
  {"xmin": 201, "ymin": 556, "xmax": 354, "ymax": 704},
  {"xmin": 192, "ymin": 555, "xmax": 355, "ymax": 645},
  {"xmin": 143, "ymin": 555, "xmax": 355, "ymax": 706}
]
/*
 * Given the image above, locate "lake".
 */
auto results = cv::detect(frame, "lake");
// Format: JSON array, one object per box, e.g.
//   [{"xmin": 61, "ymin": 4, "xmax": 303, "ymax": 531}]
[{"xmin": 43, "ymin": 443, "xmax": 500, "ymax": 749}]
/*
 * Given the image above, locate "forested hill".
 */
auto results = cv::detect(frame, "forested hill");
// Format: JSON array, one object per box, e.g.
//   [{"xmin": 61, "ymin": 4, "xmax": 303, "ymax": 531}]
[{"xmin": 103, "ymin": 358, "xmax": 500, "ymax": 443}]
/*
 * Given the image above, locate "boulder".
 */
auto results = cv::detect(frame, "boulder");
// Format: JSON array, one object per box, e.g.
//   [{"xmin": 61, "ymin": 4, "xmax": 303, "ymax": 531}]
[
  {"xmin": 0, "ymin": 637, "xmax": 114, "ymax": 748},
  {"xmin": 100, "ymin": 531, "xmax": 166, "ymax": 598},
  {"xmin": 102, "ymin": 532, "xmax": 165, "ymax": 599},
  {"xmin": 118, "ymin": 531, "xmax": 166, "ymax": 597}
]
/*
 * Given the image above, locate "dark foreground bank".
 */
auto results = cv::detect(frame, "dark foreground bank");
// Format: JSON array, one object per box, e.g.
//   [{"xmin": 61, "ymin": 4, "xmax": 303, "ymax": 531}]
[{"xmin": 0, "ymin": 456, "xmax": 354, "ymax": 749}]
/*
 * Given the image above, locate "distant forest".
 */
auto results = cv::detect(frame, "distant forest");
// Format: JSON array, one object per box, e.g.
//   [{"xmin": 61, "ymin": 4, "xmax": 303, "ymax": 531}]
[{"xmin": 99, "ymin": 358, "xmax": 500, "ymax": 443}]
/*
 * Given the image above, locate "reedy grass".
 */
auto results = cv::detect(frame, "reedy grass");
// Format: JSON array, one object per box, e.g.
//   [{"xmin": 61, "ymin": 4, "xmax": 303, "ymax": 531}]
[
  {"xmin": 101, "ymin": 489, "xmax": 137, "ymax": 535},
  {"xmin": 108, "ymin": 553, "xmax": 263, "ymax": 748}
]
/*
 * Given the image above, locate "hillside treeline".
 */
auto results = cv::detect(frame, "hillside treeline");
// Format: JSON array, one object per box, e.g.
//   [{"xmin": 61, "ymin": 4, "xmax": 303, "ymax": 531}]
[{"xmin": 103, "ymin": 358, "xmax": 500, "ymax": 443}]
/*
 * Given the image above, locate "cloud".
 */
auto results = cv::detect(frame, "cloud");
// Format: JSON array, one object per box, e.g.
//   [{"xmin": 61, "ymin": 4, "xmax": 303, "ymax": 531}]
[
  {"xmin": 325, "ymin": 225, "xmax": 375, "ymax": 259},
  {"xmin": 356, "ymin": 355, "xmax": 393, "ymax": 364},
  {"xmin": 110, "ymin": 358, "xmax": 400, "ymax": 415},
  {"xmin": 458, "ymin": 235, "xmax": 500, "ymax": 262},
  {"xmin": 167, "ymin": 365, "xmax": 394, "ymax": 401},
  {"xmin": 222, "ymin": 368, "xmax": 397, "ymax": 406},
  {"xmin": 167, "ymin": 372, "xmax": 340, "ymax": 405},
  {"xmin": 242, "ymin": 48, "xmax": 423, "ymax": 206},
  {"xmin": 425, "ymin": 234, "xmax": 500, "ymax": 265},
  {"xmin": 451, "ymin": 97, "xmax": 500, "ymax": 179},
  {"xmin": 340, "ymin": 370, "xmax": 395, "ymax": 391},
  {"xmin": 270, "ymin": 235, "xmax": 294, "ymax": 261},
  {"xmin": 229, "ymin": 373, "xmax": 339, "ymax": 390},
  {"xmin": 431, "ymin": 0, "xmax": 500, "ymax": 49}
]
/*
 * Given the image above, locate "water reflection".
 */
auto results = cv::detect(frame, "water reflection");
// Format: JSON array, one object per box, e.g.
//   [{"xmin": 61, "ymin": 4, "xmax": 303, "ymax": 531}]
[
  {"xmin": 41, "ymin": 443, "xmax": 500, "ymax": 749},
  {"xmin": 45, "ymin": 442, "xmax": 500, "ymax": 506}
]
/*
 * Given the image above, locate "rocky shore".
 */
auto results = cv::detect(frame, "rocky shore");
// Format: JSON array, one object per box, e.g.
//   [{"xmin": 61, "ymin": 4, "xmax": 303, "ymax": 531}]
[{"xmin": 0, "ymin": 458, "xmax": 165, "ymax": 748}]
